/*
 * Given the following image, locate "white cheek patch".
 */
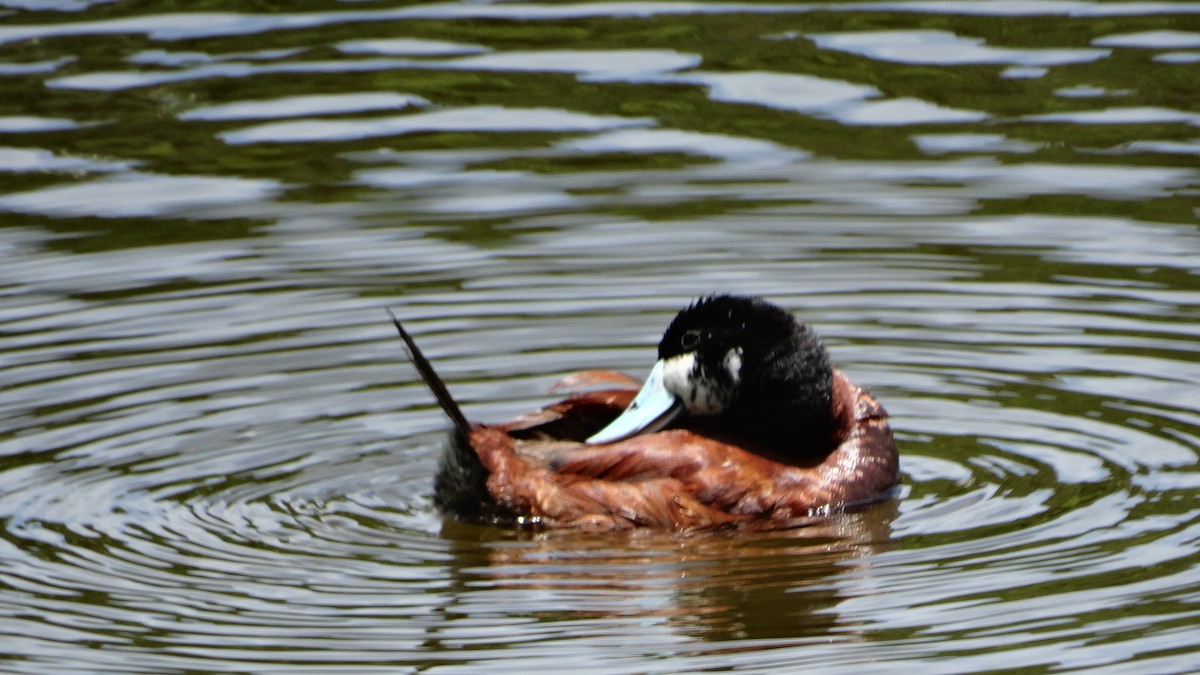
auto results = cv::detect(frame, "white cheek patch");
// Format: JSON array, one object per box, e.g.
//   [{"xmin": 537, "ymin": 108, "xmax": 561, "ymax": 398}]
[
  {"xmin": 662, "ymin": 350, "xmax": 739, "ymax": 416},
  {"xmin": 661, "ymin": 352, "xmax": 696, "ymax": 400},
  {"xmin": 724, "ymin": 347, "xmax": 743, "ymax": 384}
]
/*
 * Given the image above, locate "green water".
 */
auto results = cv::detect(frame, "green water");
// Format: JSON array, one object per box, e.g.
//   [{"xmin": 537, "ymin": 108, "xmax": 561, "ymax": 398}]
[{"xmin": 1, "ymin": 1, "xmax": 1198, "ymax": 672}]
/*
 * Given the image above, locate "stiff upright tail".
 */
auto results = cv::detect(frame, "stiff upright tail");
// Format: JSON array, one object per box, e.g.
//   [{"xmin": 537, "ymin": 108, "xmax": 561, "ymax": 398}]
[{"xmin": 386, "ymin": 309, "xmax": 472, "ymax": 437}]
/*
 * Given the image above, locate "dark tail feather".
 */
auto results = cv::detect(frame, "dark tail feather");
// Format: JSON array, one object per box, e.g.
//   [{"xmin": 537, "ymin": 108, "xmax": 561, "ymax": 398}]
[{"xmin": 386, "ymin": 308, "xmax": 472, "ymax": 437}]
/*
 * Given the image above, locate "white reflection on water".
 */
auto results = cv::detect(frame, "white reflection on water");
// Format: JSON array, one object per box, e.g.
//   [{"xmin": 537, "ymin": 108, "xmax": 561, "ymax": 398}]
[
  {"xmin": 911, "ymin": 133, "xmax": 1039, "ymax": 155},
  {"xmin": 48, "ymin": 57, "xmax": 444, "ymax": 90},
  {"xmin": 0, "ymin": 56, "xmax": 75, "ymax": 74},
  {"xmin": 181, "ymin": 92, "xmax": 429, "ymax": 121},
  {"xmin": 1099, "ymin": 140, "xmax": 1200, "ymax": 156},
  {"xmin": 126, "ymin": 47, "xmax": 303, "ymax": 66},
  {"xmin": 356, "ymin": 167, "xmax": 531, "ymax": 190},
  {"xmin": 831, "ymin": 97, "xmax": 987, "ymax": 125},
  {"xmin": 561, "ymin": 128, "xmax": 808, "ymax": 164},
  {"xmin": 808, "ymin": 29, "xmax": 1109, "ymax": 66},
  {"xmin": 684, "ymin": 70, "xmax": 879, "ymax": 114},
  {"xmin": 1024, "ymin": 106, "xmax": 1200, "ymax": 126},
  {"xmin": 0, "ymin": 147, "xmax": 137, "ymax": 173},
  {"xmin": 336, "ymin": 37, "xmax": 488, "ymax": 57},
  {"xmin": 1093, "ymin": 30, "xmax": 1200, "ymax": 48},
  {"xmin": 437, "ymin": 49, "xmax": 702, "ymax": 81},
  {"xmin": 514, "ymin": 61, "xmax": 987, "ymax": 126},
  {"xmin": 1156, "ymin": 51, "xmax": 1200, "ymax": 63},
  {"xmin": 999, "ymin": 66, "xmax": 1049, "ymax": 79},
  {"xmin": 1055, "ymin": 84, "xmax": 1132, "ymax": 98},
  {"xmin": 0, "ymin": 173, "xmax": 281, "ymax": 218},
  {"xmin": 422, "ymin": 189, "xmax": 582, "ymax": 215},
  {"xmin": 220, "ymin": 106, "xmax": 652, "ymax": 144},
  {"xmin": 0, "ymin": 115, "xmax": 81, "ymax": 132}
]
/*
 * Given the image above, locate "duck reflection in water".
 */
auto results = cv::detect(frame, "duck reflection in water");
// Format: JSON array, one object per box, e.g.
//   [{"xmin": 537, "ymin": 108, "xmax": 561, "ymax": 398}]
[
  {"xmin": 435, "ymin": 500, "xmax": 899, "ymax": 644},
  {"xmin": 392, "ymin": 295, "xmax": 899, "ymax": 531}
]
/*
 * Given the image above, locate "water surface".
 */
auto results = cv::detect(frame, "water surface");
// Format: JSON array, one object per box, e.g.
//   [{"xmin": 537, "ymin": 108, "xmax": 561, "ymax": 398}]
[{"xmin": 1, "ymin": 1, "xmax": 1198, "ymax": 672}]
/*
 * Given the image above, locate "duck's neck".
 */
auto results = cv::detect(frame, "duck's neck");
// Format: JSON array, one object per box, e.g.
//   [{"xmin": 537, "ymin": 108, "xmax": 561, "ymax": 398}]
[{"xmin": 713, "ymin": 370, "xmax": 844, "ymax": 458}]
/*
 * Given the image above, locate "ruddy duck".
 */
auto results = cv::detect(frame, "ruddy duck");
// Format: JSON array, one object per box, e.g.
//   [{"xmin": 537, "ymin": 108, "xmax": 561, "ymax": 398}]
[{"xmin": 392, "ymin": 295, "xmax": 898, "ymax": 531}]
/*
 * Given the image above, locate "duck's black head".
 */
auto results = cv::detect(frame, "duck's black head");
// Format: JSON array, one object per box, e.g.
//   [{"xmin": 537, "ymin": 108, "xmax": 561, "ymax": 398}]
[{"xmin": 588, "ymin": 295, "xmax": 835, "ymax": 454}]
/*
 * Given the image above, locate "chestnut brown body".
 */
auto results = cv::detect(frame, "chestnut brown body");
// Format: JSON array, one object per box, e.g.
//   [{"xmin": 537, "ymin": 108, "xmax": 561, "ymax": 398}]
[{"xmin": 450, "ymin": 369, "xmax": 898, "ymax": 531}]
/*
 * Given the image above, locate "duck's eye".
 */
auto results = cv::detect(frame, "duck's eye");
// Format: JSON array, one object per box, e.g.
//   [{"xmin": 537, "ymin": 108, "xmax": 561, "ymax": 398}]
[{"xmin": 681, "ymin": 329, "xmax": 702, "ymax": 350}]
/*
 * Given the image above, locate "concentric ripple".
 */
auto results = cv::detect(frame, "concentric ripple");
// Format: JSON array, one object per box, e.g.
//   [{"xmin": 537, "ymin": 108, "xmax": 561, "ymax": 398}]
[{"xmin": 3, "ymin": 215, "xmax": 1197, "ymax": 670}]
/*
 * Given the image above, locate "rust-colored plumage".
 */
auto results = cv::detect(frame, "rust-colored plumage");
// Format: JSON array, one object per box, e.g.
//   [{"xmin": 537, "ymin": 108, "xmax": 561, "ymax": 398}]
[{"xmin": 396, "ymin": 296, "xmax": 899, "ymax": 532}]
